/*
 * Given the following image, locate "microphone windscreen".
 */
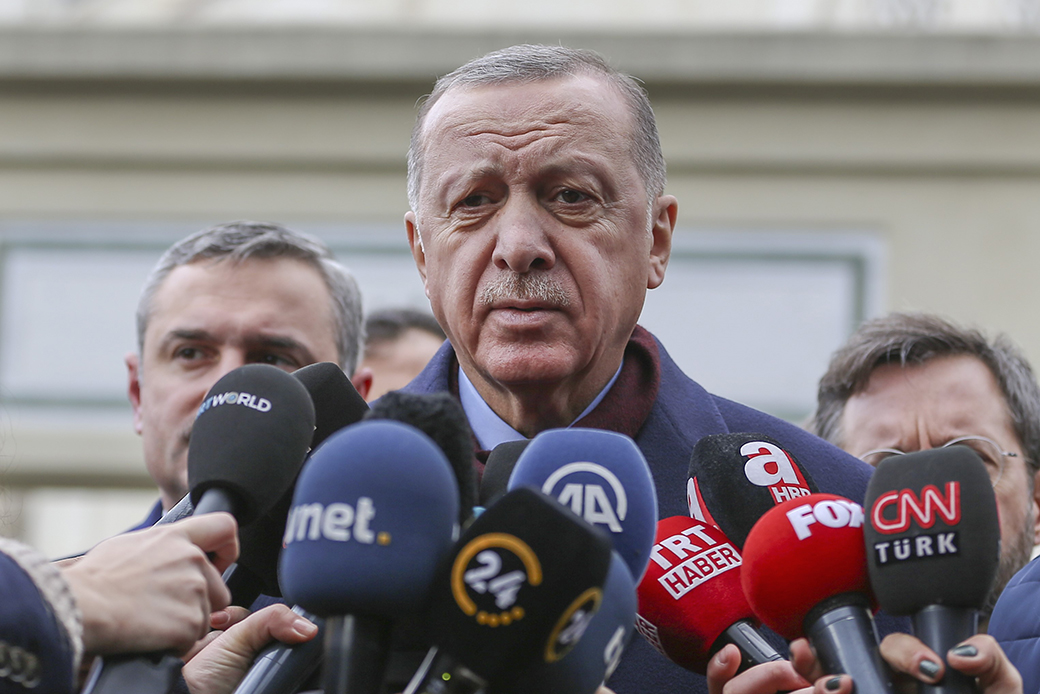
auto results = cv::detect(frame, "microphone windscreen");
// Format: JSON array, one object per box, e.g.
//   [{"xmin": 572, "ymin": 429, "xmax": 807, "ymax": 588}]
[
  {"xmin": 188, "ymin": 364, "xmax": 315, "ymax": 525},
  {"xmin": 365, "ymin": 391, "xmax": 477, "ymax": 522},
  {"xmin": 503, "ymin": 551, "xmax": 637, "ymax": 694},
  {"xmin": 864, "ymin": 446, "xmax": 1000, "ymax": 614},
  {"xmin": 741, "ymin": 493, "xmax": 871, "ymax": 640},
  {"xmin": 293, "ymin": 361, "xmax": 370, "ymax": 450},
  {"xmin": 279, "ymin": 420, "xmax": 460, "ymax": 616},
  {"xmin": 635, "ymin": 516, "xmax": 749, "ymax": 674},
  {"xmin": 508, "ymin": 428, "xmax": 657, "ymax": 582},
  {"xmin": 481, "ymin": 440, "xmax": 530, "ymax": 507},
  {"xmin": 427, "ymin": 487, "xmax": 613, "ymax": 683},
  {"xmin": 688, "ymin": 433, "xmax": 817, "ymax": 549}
]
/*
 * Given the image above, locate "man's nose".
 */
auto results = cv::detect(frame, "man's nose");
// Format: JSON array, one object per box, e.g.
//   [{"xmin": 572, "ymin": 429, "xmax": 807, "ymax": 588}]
[
  {"xmin": 209, "ymin": 349, "xmax": 250, "ymax": 386},
  {"xmin": 491, "ymin": 196, "xmax": 556, "ymax": 274}
]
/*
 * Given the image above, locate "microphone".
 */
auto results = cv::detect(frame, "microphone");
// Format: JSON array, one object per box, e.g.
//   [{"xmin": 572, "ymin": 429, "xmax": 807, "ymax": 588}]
[
  {"xmin": 406, "ymin": 487, "xmax": 613, "ymax": 694},
  {"xmin": 279, "ymin": 420, "xmax": 460, "ymax": 694},
  {"xmin": 365, "ymin": 391, "xmax": 478, "ymax": 523},
  {"xmin": 226, "ymin": 361, "xmax": 370, "ymax": 605},
  {"xmin": 480, "ymin": 440, "xmax": 530, "ymax": 507},
  {"xmin": 498, "ymin": 551, "xmax": 638, "ymax": 694},
  {"xmin": 864, "ymin": 446, "xmax": 999, "ymax": 694},
  {"xmin": 742, "ymin": 493, "xmax": 894, "ymax": 694},
  {"xmin": 687, "ymin": 432, "xmax": 817, "ymax": 548},
  {"xmin": 507, "ymin": 428, "xmax": 658, "ymax": 582},
  {"xmin": 635, "ymin": 515, "xmax": 782, "ymax": 675},
  {"xmin": 83, "ymin": 364, "xmax": 317, "ymax": 694}
]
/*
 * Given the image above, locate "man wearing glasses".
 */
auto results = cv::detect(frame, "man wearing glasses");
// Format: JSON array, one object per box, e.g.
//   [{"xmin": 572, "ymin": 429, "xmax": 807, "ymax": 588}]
[{"xmin": 810, "ymin": 311, "xmax": 1040, "ymax": 624}]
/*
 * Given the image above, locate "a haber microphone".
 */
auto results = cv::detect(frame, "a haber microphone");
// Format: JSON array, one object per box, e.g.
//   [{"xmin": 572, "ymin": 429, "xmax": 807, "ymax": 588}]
[
  {"xmin": 687, "ymin": 432, "xmax": 817, "ymax": 548},
  {"xmin": 501, "ymin": 551, "xmax": 638, "ymax": 694},
  {"xmin": 508, "ymin": 428, "xmax": 658, "ymax": 582},
  {"xmin": 480, "ymin": 440, "xmax": 531, "ymax": 507},
  {"xmin": 279, "ymin": 420, "xmax": 460, "ymax": 694},
  {"xmin": 365, "ymin": 391, "xmax": 478, "ymax": 523},
  {"xmin": 635, "ymin": 515, "xmax": 782, "ymax": 675},
  {"xmin": 864, "ymin": 446, "xmax": 999, "ymax": 694},
  {"xmin": 742, "ymin": 493, "xmax": 894, "ymax": 694},
  {"xmin": 406, "ymin": 487, "xmax": 613, "ymax": 694},
  {"xmin": 82, "ymin": 364, "xmax": 317, "ymax": 694}
]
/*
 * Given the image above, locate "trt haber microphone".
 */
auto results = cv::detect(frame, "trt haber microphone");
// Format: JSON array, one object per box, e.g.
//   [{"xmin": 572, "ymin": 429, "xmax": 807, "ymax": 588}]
[
  {"xmin": 687, "ymin": 432, "xmax": 818, "ymax": 549},
  {"xmin": 498, "ymin": 551, "xmax": 638, "ymax": 694},
  {"xmin": 365, "ymin": 391, "xmax": 478, "ymax": 523},
  {"xmin": 635, "ymin": 515, "xmax": 782, "ymax": 675},
  {"xmin": 507, "ymin": 428, "xmax": 658, "ymax": 582},
  {"xmin": 480, "ymin": 440, "xmax": 530, "ymax": 507},
  {"xmin": 865, "ymin": 446, "xmax": 999, "ymax": 694},
  {"xmin": 279, "ymin": 420, "xmax": 460, "ymax": 694},
  {"xmin": 407, "ymin": 487, "xmax": 613, "ymax": 694},
  {"xmin": 742, "ymin": 493, "xmax": 894, "ymax": 694}
]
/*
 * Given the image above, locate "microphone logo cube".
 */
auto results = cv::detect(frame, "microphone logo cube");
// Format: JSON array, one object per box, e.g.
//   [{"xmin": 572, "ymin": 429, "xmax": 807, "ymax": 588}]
[
  {"xmin": 452, "ymin": 532, "xmax": 543, "ymax": 628},
  {"xmin": 543, "ymin": 586, "xmax": 604, "ymax": 663},
  {"xmin": 786, "ymin": 498, "xmax": 864, "ymax": 540},
  {"xmin": 540, "ymin": 462, "xmax": 628, "ymax": 533},
  {"xmin": 740, "ymin": 440, "xmax": 813, "ymax": 504}
]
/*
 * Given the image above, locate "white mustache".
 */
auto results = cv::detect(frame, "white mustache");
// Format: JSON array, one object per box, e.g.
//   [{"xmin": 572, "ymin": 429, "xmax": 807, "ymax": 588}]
[{"xmin": 479, "ymin": 273, "xmax": 570, "ymax": 307}]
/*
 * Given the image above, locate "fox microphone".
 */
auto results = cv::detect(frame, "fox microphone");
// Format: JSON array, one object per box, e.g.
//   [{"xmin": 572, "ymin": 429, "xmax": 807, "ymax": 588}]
[
  {"xmin": 864, "ymin": 446, "xmax": 999, "ymax": 694},
  {"xmin": 742, "ymin": 493, "xmax": 894, "ymax": 694},
  {"xmin": 687, "ymin": 432, "xmax": 817, "ymax": 548},
  {"xmin": 279, "ymin": 420, "xmax": 460, "ymax": 694},
  {"xmin": 508, "ymin": 428, "xmax": 657, "ymax": 582},
  {"xmin": 406, "ymin": 487, "xmax": 613, "ymax": 694},
  {"xmin": 635, "ymin": 515, "xmax": 782, "ymax": 675}
]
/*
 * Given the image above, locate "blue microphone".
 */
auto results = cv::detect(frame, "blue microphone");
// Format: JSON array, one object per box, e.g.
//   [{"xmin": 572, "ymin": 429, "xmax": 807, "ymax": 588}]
[
  {"xmin": 279, "ymin": 420, "xmax": 460, "ymax": 694},
  {"xmin": 508, "ymin": 428, "xmax": 657, "ymax": 582},
  {"xmin": 500, "ymin": 550, "xmax": 637, "ymax": 694}
]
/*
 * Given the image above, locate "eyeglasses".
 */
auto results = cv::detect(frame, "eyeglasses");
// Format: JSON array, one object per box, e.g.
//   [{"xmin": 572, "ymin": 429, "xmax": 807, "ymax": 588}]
[{"xmin": 859, "ymin": 435, "xmax": 1021, "ymax": 488}]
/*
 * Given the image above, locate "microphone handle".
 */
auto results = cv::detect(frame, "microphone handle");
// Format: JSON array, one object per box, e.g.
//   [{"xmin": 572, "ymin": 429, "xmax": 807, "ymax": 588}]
[
  {"xmin": 79, "ymin": 651, "xmax": 182, "ymax": 694},
  {"xmin": 193, "ymin": 488, "xmax": 239, "ymax": 517},
  {"xmin": 403, "ymin": 647, "xmax": 487, "ymax": 694},
  {"xmin": 712, "ymin": 619, "xmax": 785, "ymax": 673},
  {"xmin": 805, "ymin": 595, "xmax": 895, "ymax": 694},
  {"xmin": 323, "ymin": 614, "xmax": 393, "ymax": 694},
  {"xmin": 233, "ymin": 606, "xmax": 325, "ymax": 694},
  {"xmin": 912, "ymin": 605, "xmax": 979, "ymax": 694},
  {"xmin": 154, "ymin": 494, "xmax": 196, "ymax": 525},
  {"xmin": 223, "ymin": 563, "xmax": 267, "ymax": 608}
]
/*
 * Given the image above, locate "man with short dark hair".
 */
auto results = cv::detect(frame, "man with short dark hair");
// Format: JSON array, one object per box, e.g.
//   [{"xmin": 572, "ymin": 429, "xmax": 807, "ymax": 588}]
[
  {"xmin": 809, "ymin": 311, "xmax": 1040, "ymax": 620},
  {"xmin": 360, "ymin": 307, "xmax": 445, "ymax": 400}
]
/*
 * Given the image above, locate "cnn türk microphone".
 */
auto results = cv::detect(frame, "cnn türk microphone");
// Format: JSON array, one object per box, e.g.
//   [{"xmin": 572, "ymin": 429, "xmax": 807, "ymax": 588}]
[
  {"xmin": 687, "ymin": 432, "xmax": 817, "ymax": 548},
  {"xmin": 635, "ymin": 516, "xmax": 782, "ymax": 675},
  {"xmin": 480, "ymin": 440, "xmax": 530, "ymax": 507},
  {"xmin": 865, "ymin": 447, "xmax": 999, "ymax": 694},
  {"xmin": 366, "ymin": 391, "xmax": 478, "ymax": 523},
  {"xmin": 742, "ymin": 493, "xmax": 894, "ymax": 694},
  {"xmin": 406, "ymin": 487, "xmax": 613, "ymax": 694},
  {"xmin": 508, "ymin": 428, "xmax": 658, "ymax": 582},
  {"xmin": 81, "ymin": 364, "xmax": 316, "ymax": 694},
  {"xmin": 279, "ymin": 420, "xmax": 460, "ymax": 694},
  {"xmin": 497, "ymin": 551, "xmax": 637, "ymax": 694}
]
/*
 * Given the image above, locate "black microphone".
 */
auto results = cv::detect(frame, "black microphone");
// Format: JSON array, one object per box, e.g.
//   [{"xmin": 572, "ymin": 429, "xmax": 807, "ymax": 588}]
[
  {"xmin": 864, "ymin": 446, "xmax": 999, "ymax": 694},
  {"xmin": 480, "ymin": 440, "xmax": 530, "ymax": 507},
  {"xmin": 405, "ymin": 487, "xmax": 613, "ymax": 694},
  {"xmin": 82, "ymin": 364, "xmax": 316, "ymax": 694}
]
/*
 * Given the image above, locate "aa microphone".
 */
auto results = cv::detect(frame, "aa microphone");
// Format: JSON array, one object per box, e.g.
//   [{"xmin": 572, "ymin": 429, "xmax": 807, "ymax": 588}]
[
  {"xmin": 406, "ymin": 487, "xmax": 613, "ymax": 694},
  {"xmin": 635, "ymin": 515, "xmax": 782, "ymax": 675},
  {"xmin": 507, "ymin": 428, "xmax": 657, "ymax": 582},
  {"xmin": 742, "ymin": 493, "xmax": 894, "ymax": 694},
  {"xmin": 687, "ymin": 432, "xmax": 817, "ymax": 549},
  {"xmin": 864, "ymin": 447, "xmax": 999, "ymax": 694},
  {"xmin": 81, "ymin": 364, "xmax": 316, "ymax": 694},
  {"xmin": 498, "ymin": 551, "xmax": 638, "ymax": 694},
  {"xmin": 480, "ymin": 440, "xmax": 530, "ymax": 507},
  {"xmin": 279, "ymin": 420, "xmax": 460, "ymax": 694},
  {"xmin": 365, "ymin": 391, "xmax": 478, "ymax": 523}
]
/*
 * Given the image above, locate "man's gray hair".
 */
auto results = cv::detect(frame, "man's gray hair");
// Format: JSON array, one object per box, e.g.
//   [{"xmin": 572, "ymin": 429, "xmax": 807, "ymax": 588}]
[
  {"xmin": 136, "ymin": 221, "xmax": 364, "ymax": 372},
  {"xmin": 810, "ymin": 312, "xmax": 1040, "ymax": 475},
  {"xmin": 407, "ymin": 44, "xmax": 667, "ymax": 213}
]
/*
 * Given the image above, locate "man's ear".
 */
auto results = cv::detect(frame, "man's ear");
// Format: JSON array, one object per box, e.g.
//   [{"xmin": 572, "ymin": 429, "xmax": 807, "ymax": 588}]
[
  {"xmin": 647, "ymin": 195, "xmax": 677, "ymax": 290},
  {"xmin": 351, "ymin": 367, "xmax": 374, "ymax": 402},
  {"xmin": 125, "ymin": 352, "xmax": 144, "ymax": 436},
  {"xmin": 405, "ymin": 211, "xmax": 430, "ymax": 298}
]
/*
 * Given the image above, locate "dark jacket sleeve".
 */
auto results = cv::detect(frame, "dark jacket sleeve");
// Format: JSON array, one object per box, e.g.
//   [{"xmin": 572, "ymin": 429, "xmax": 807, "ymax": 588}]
[
  {"xmin": 0, "ymin": 542, "xmax": 79, "ymax": 694},
  {"xmin": 989, "ymin": 556, "xmax": 1040, "ymax": 694}
]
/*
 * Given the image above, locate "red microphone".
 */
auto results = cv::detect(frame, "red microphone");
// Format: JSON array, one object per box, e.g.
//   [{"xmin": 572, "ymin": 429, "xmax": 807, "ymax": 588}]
[
  {"xmin": 742, "ymin": 493, "xmax": 894, "ymax": 694},
  {"xmin": 635, "ymin": 516, "xmax": 782, "ymax": 674}
]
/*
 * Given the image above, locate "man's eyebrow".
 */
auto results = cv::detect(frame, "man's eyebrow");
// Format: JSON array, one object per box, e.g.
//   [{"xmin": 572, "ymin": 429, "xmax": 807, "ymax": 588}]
[{"xmin": 157, "ymin": 329, "xmax": 217, "ymax": 352}]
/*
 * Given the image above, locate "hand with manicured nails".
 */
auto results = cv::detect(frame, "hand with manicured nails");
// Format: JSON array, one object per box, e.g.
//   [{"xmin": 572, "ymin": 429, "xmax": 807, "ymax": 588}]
[{"xmin": 62, "ymin": 513, "xmax": 238, "ymax": 656}]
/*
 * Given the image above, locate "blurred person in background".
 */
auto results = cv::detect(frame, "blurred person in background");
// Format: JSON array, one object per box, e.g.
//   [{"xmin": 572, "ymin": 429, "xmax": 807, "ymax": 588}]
[{"xmin": 359, "ymin": 307, "xmax": 445, "ymax": 401}]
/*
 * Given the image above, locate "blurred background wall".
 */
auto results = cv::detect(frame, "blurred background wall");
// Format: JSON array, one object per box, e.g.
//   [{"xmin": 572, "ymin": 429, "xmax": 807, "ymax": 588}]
[{"xmin": 2, "ymin": 0, "xmax": 1040, "ymax": 556}]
